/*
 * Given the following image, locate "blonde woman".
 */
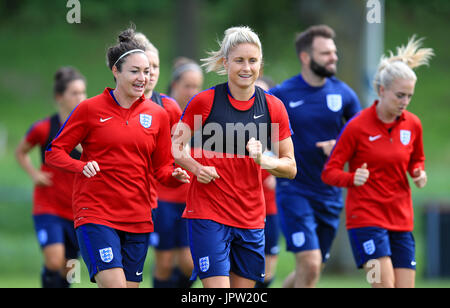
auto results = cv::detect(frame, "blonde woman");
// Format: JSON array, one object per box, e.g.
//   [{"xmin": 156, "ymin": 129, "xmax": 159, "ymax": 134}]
[
  {"xmin": 322, "ymin": 36, "xmax": 434, "ymax": 288},
  {"xmin": 172, "ymin": 26, "xmax": 296, "ymax": 288}
]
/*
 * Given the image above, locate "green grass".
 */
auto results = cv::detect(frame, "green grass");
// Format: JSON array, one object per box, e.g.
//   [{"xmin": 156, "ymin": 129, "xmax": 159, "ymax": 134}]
[{"xmin": 0, "ymin": 2, "xmax": 449, "ymax": 288}]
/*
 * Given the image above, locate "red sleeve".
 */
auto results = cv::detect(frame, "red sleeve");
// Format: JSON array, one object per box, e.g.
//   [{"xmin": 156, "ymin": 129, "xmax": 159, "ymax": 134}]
[
  {"xmin": 25, "ymin": 119, "xmax": 50, "ymax": 146},
  {"xmin": 161, "ymin": 95, "xmax": 182, "ymax": 135},
  {"xmin": 45, "ymin": 103, "xmax": 88, "ymax": 173},
  {"xmin": 321, "ymin": 122, "xmax": 357, "ymax": 187},
  {"xmin": 151, "ymin": 109, "xmax": 182, "ymax": 187},
  {"xmin": 407, "ymin": 117, "xmax": 425, "ymax": 176},
  {"xmin": 180, "ymin": 89, "xmax": 214, "ymax": 131},
  {"xmin": 266, "ymin": 94, "xmax": 293, "ymax": 142}
]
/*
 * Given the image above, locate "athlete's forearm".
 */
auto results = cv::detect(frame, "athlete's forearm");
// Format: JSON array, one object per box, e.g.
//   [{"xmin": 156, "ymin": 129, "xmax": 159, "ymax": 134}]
[
  {"xmin": 172, "ymin": 144, "xmax": 203, "ymax": 177},
  {"xmin": 260, "ymin": 155, "xmax": 297, "ymax": 179},
  {"xmin": 45, "ymin": 145, "xmax": 85, "ymax": 173}
]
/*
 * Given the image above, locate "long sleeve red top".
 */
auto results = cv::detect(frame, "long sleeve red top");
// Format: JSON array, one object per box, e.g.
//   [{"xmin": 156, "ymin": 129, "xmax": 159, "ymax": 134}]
[
  {"xmin": 45, "ymin": 88, "xmax": 181, "ymax": 233},
  {"xmin": 321, "ymin": 101, "xmax": 425, "ymax": 231}
]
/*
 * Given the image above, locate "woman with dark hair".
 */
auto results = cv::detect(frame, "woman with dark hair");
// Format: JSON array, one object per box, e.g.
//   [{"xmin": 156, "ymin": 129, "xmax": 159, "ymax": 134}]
[
  {"xmin": 168, "ymin": 57, "xmax": 204, "ymax": 112},
  {"xmin": 15, "ymin": 66, "xmax": 86, "ymax": 288},
  {"xmin": 45, "ymin": 27, "xmax": 189, "ymax": 288}
]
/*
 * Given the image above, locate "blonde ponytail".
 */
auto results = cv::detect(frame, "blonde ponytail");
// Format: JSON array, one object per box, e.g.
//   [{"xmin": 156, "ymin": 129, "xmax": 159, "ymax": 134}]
[
  {"xmin": 373, "ymin": 36, "xmax": 434, "ymax": 95},
  {"xmin": 201, "ymin": 26, "xmax": 263, "ymax": 75}
]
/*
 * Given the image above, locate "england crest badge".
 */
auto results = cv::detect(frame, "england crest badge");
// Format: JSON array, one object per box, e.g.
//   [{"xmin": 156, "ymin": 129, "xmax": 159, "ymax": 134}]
[
  {"xmin": 400, "ymin": 130, "xmax": 411, "ymax": 145},
  {"xmin": 326, "ymin": 94, "xmax": 342, "ymax": 112},
  {"xmin": 139, "ymin": 114, "xmax": 152, "ymax": 128},
  {"xmin": 99, "ymin": 247, "xmax": 114, "ymax": 263},
  {"xmin": 199, "ymin": 256, "xmax": 210, "ymax": 272},
  {"xmin": 292, "ymin": 231, "xmax": 305, "ymax": 248},
  {"xmin": 363, "ymin": 239, "xmax": 376, "ymax": 255}
]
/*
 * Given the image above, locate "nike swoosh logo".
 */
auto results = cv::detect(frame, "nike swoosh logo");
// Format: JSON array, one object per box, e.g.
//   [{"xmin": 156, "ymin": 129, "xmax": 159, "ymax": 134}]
[
  {"xmin": 100, "ymin": 117, "xmax": 113, "ymax": 123},
  {"xmin": 253, "ymin": 114, "xmax": 264, "ymax": 119},
  {"xmin": 289, "ymin": 100, "xmax": 305, "ymax": 108},
  {"xmin": 136, "ymin": 271, "xmax": 143, "ymax": 276},
  {"xmin": 369, "ymin": 135, "xmax": 382, "ymax": 142}
]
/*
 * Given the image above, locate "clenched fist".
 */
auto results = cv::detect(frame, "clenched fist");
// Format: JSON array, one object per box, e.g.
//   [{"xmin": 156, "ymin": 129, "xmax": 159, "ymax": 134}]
[{"xmin": 354, "ymin": 163, "xmax": 369, "ymax": 186}]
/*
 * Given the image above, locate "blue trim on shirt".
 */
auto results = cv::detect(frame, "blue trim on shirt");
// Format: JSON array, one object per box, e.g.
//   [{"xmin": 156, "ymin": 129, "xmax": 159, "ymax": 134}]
[
  {"xmin": 109, "ymin": 89, "xmax": 121, "ymax": 106},
  {"xmin": 45, "ymin": 105, "xmax": 80, "ymax": 152}
]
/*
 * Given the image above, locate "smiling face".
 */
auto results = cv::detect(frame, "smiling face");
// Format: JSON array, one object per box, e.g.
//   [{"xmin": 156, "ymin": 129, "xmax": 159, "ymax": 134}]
[
  {"xmin": 379, "ymin": 78, "xmax": 416, "ymax": 118},
  {"xmin": 113, "ymin": 52, "xmax": 150, "ymax": 99},
  {"xmin": 223, "ymin": 43, "xmax": 262, "ymax": 91},
  {"xmin": 305, "ymin": 36, "xmax": 338, "ymax": 77}
]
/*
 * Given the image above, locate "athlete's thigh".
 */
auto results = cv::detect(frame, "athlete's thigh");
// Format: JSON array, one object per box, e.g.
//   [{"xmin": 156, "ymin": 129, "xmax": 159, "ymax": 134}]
[
  {"xmin": 230, "ymin": 228, "xmax": 265, "ymax": 283},
  {"xmin": 389, "ymin": 231, "xmax": 416, "ymax": 270},
  {"xmin": 75, "ymin": 224, "xmax": 124, "ymax": 283},
  {"xmin": 277, "ymin": 192, "xmax": 318, "ymax": 253},
  {"xmin": 188, "ymin": 219, "xmax": 231, "ymax": 281},
  {"xmin": 347, "ymin": 227, "xmax": 391, "ymax": 269},
  {"xmin": 121, "ymin": 231, "xmax": 150, "ymax": 283},
  {"xmin": 33, "ymin": 214, "xmax": 65, "ymax": 249},
  {"xmin": 312, "ymin": 198, "xmax": 342, "ymax": 262},
  {"xmin": 264, "ymin": 214, "xmax": 280, "ymax": 256}
]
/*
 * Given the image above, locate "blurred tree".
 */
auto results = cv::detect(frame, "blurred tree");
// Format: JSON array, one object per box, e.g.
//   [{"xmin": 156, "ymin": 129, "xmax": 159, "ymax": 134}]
[{"xmin": 174, "ymin": 0, "xmax": 200, "ymax": 59}]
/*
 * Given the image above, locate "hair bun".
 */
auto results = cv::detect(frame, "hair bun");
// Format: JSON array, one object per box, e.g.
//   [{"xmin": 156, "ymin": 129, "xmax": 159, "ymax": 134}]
[{"xmin": 118, "ymin": 28, "xmax": 136, "ymax": 43}]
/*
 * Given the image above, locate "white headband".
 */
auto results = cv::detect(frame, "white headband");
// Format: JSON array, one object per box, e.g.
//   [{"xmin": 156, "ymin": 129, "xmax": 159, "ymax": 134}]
[
  {"xmin": 171, "ymin": 63, "xmax": 203, "ymax": 81},
  {"xmin": 112, "ymin": 49, "xmax": 145, "ymax": 69}
]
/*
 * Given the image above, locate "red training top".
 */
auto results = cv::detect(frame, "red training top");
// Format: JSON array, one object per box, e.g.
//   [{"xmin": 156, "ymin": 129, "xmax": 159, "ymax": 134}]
[
  {"xmin": 153, "ymin": 94, "xmax": 190, "ymax": 204},
  {"xmin": 25, "ymin": 117, "xmax": 76, "ymax": 220},
  {"xmin": 321, "ymin": 101, "xmax": 425, "ymax": 231},
  {"xmin": 180, "ymin": 86, "xmax": 292, "ymax": 229},
  {"xmin": 261, "ymin": 169, "xmax": 277, "ymax": 216},
  {"xmin": 45, "ymin": 88, "xmax": 182, "ymax": 233}
]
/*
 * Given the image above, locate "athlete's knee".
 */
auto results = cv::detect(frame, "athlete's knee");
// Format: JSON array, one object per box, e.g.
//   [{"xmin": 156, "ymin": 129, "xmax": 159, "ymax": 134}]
[
  {"xmin": 295, "ymin": 251, "xmax": 322, "ymax": 284},
  {"xmin": 178, "ymin": 251, "xmax": 194, "ymax": 276},
  {"xmin": 155, "ymin": 256, "xmax": 174, "ymax": 279},
  {"xmin": 44, "ymin": 254, "xmax": 66, "ymax": 271},
  {"xmin": 43, "ymin": 244, "xmax": 66, "ymax": 271},
  {"xmin": 300, "ymin": 259, "xmax": 321, "ymax": 280}
]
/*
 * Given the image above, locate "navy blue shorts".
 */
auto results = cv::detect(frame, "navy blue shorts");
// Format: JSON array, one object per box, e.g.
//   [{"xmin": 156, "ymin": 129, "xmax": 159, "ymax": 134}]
[
  {"xmin": 150, "ymin": 200, "xmax": 189, "ymax": 250},
  {"xmin": 277, "ymin": 188, "xmax": 342, "ymax": 262},
  {"xmin": 264, "ymin": 214, "xmax": 280, "ymax": 255},
  {"xmin": 348, "ymin": 227, "xmax": 416, "ymax": 269},
  {"xmin": 33, "ymin": 214, "xmax": 79, "ymax": 260},
  {"xmin": 76, "ymin": 224, "xmax": 150, "ymax": 283},
  {"xmin": 188, "ymin": 219, "xmax": 265, "ymax": 282}
]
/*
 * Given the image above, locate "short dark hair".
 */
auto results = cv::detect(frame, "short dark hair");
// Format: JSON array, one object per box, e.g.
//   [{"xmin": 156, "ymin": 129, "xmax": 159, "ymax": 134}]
[
  {"xmin": 106, "ymin": 25, "xmax": 145, "ymax": 71},
  {"xmin": 295, "ymin": 25, "xmax": 336, "ymax": 55},
  {"xmin": 53, "ymin": 66, "xmax": 85, "ymax": 96}
]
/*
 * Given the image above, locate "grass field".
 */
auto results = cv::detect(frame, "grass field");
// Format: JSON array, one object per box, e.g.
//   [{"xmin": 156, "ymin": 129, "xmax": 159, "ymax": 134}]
[{"xmin": 0, "ymin": 2, "xmax": 449, "ymax": 288}]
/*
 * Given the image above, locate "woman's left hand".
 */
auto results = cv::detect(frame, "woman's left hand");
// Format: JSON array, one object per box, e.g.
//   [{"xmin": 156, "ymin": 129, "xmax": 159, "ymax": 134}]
[
  {"xmin": 246, "ymin": 137, "xmax": 263, "ymax": 164},
  {"xmin": 172, "ymin": 167, "xmax": 191, "ymax": 183},
  {"xmin": 412, "ymin": 168, "xmax": 427, "ymax": 188}
]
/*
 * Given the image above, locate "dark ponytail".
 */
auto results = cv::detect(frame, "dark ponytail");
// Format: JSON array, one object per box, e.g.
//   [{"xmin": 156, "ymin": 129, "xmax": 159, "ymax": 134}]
[
  {"xmin": 106, "ymin": 24, "xmax": 145, "ymax": 71},
  {"xmin": 53, "ymin": 66, "xmax": 86, "ymax": 96}
]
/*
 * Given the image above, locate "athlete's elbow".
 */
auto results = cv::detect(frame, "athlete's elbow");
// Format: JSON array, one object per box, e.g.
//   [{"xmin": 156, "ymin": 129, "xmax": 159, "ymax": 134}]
[
  {"xmin": 284, "ymin": 160, "xmax": 297, "ymax": 179},
  {"xmin": 287, "ymin": 167, "xmax": 297, "ymax": 179}
]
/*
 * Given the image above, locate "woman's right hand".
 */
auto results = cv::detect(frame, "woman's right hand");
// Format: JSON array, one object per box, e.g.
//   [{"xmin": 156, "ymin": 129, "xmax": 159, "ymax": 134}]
[
  {"xmin": 196, "ymin": 166, "xmax": 219, "ymax": 184},
  {"xmin": 82, "ymin": 161, "xmax": 100, "ymax": 178},
  {"xmin": 353, "ymin": 163, "xmax": 369, "ymax": 186},
  {"xmin": 32, "ymin": 170, "xmax": 53, "ymax": 186}
]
